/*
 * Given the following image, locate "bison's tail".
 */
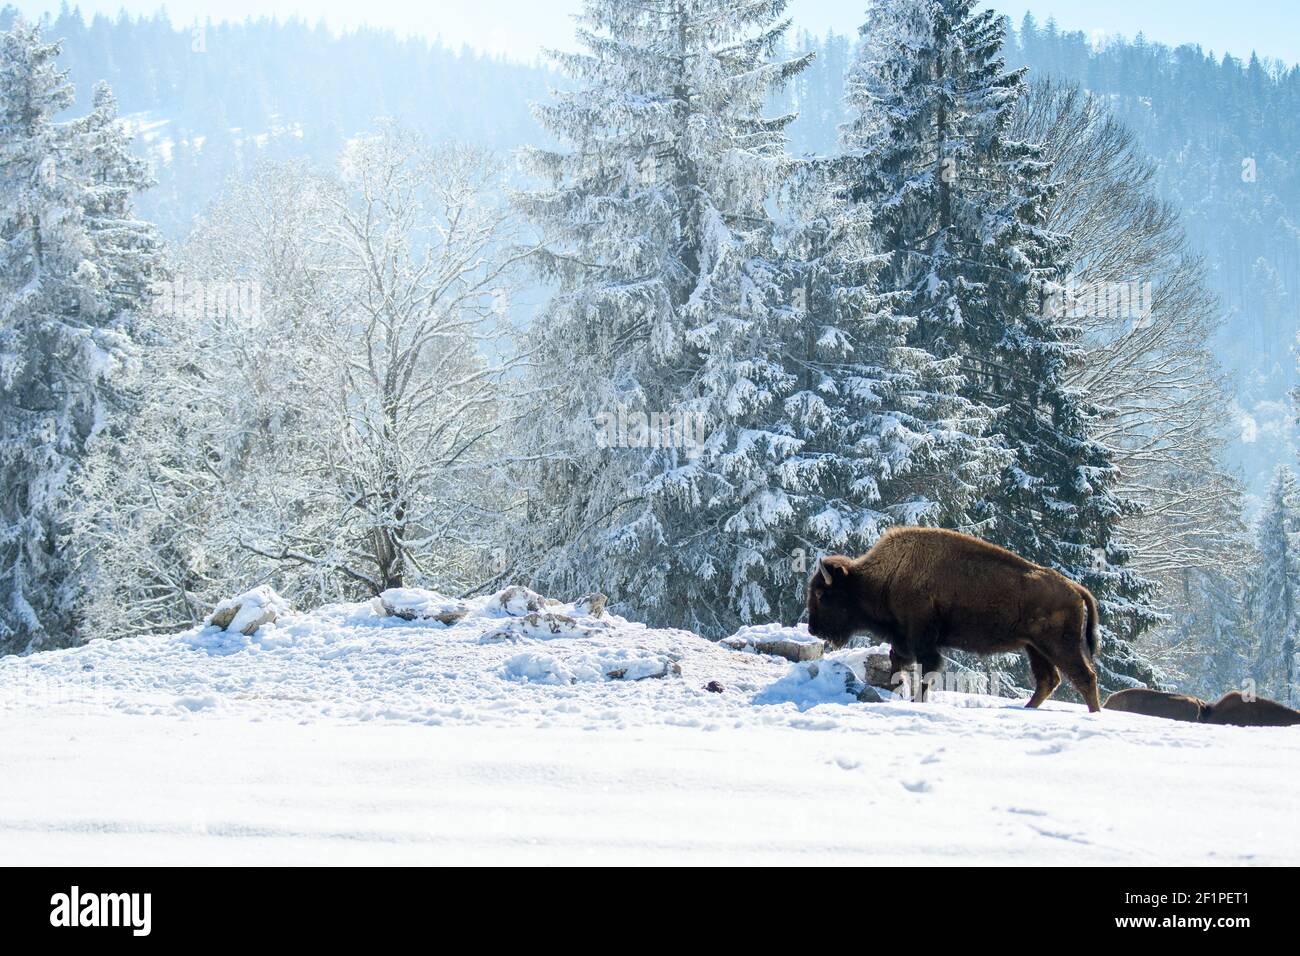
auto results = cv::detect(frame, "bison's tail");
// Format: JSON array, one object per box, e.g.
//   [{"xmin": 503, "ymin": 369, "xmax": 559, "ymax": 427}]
[{"xmin": 1077, "ymin": 585, "xmax": 1100, "ymax": 660}]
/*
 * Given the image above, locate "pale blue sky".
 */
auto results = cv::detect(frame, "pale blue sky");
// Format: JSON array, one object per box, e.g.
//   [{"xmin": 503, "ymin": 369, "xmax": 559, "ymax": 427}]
[{"xmin": 14, "ymin": 1, "xmax": 1300, "ymax": 67}]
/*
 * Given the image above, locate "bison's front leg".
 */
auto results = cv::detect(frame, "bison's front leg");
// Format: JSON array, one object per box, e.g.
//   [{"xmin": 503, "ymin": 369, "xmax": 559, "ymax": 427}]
[
  {"xmin": 904, "ymin": 618, "xmax": 942, "ymax": 703},
  {"xmin": 1024, "ymin": 645, "xmax": 1061, "ymax": 708},
  {"xmin": 889, "ymin": 647, "xmax": 918, "ymax": 701},
  {"xmin": 918, "ymin": 649, "xmax": 943, "ymax": 703}
]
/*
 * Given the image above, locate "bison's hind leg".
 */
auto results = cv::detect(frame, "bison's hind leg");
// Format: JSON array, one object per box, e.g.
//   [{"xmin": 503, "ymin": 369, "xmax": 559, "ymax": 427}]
[
  {"xmin": 1024, "ymin": 645, "xmax": 1061, "ymax": 708},
  {"xmin": 1060, "ymin": 656, "xmax": 1102, "ymax": 713},
  {"xmin": 1055, "ymin": 606, "xmax": 1103, "ymax": 713}
]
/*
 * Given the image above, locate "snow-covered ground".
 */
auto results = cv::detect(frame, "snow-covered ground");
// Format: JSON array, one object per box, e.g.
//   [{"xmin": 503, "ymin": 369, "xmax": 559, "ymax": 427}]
[{"xmin": 1, "ymin": 587, "xmax": 1295, "ymax": 865}]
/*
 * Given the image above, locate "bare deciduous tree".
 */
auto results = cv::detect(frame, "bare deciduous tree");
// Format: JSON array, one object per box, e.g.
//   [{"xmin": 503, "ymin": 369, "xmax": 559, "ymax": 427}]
[
  {"xmin": 1013, "ymin": 80, "xmax": 1252, "ymax": 681},
  {"xmin": 1014, "ymin": 80, "xmax": 1249, "ymax": 579},
  {"xmin": 75, "ymin": 130, "xmax": 533, "ymax": 638},
  {"xmin": 243, "ymin": 128, "xmax": 534, "ymax": 593}
]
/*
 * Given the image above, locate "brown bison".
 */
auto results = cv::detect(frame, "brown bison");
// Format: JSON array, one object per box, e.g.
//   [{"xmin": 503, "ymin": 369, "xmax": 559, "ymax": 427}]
[
  {"xmin": 1103, "ymin": 688, "xmax": 1208, "ymax": 722},
  {"xmin": 1102, "ymin": 688, "xmax": 1300, "ymax": 726},
  {"xmin": 1202, "ymin": 691, "xmax": 1300, "ymax": 727},
  {"xmin": 806, "ymin": 527, "xmax": 1102, "ymax": 711}
]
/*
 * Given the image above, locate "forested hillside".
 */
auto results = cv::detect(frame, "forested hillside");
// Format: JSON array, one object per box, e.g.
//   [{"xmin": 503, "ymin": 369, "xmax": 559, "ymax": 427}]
[{"xmin": 8, "ymin": 6, "xmax": 1294, "ymax": 500}]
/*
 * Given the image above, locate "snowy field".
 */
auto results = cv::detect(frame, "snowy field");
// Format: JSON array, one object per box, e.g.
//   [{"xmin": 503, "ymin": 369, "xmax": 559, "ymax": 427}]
[{"xmin": 1, "ymin": 587, "xmax": 1296, "ymax": 865}]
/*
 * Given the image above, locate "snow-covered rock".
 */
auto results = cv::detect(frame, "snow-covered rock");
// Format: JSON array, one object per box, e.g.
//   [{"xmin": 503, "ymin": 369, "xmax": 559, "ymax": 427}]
[
  {"xmin": 490, "ymin": 585, "xmax": 559, "ymax": 616},
  {"xmin": 206, "ymin": 586, "xmax": 291, "ymax": 636},
  {"xmin": 720, "ymin": 622, "xmax": 824, "ymax": 662},
  {"xmin": 573, "ymin": 592, "xmax": 608, "ymax": 617},
  {"xmin": 472, "ymin": 588, "xmax": 621, "ymax": 645},
  {"xmin": 756, "ymin": 658, "xmax": 867, "ymax": 708},
  {"xmin": 480, "ymin": 612, "xmax": 577, "ymax": 644},
  {"xmin": 829, "ymin": 643, "xmax": 897, "ymax": 689},
  {"xmin": 373, "ymin": 587, "xmax": 469, "ymax": 624},
  {"xmin": 862, "ymin": 648, "xmax": 896, "ymax": 689},
  {"xmin": 477, "ymin": 607, "xmax": 612, "ymax": 645},
  {"xmin": 856, "ymin": 683, "xmax": 886, "ymax": 703},
  {"xmin": 598, "ymin": 649, "xmax": 681, "ymax": 681}
]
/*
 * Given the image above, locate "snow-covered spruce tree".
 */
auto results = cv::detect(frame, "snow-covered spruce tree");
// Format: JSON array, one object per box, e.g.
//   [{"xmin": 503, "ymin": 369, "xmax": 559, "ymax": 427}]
[
  {"xmin": 68, "ymin": 81, "xmax": 165, "ymax": 327},
  {"xmin": 0, "ymin": 21, "xmax": 162, "ymax": 653},
  {"xmin": 843, "ymin": 0, "xmax": 1159, "ymax": 691},
  {"xmin": 768, "ymin": 162, "xmax": 1007, "ymax": 626},
  {"xmin": 1247, "ymin": 466, "xmax": 1299, "ymax": 703},
  {"xmin": 517, "ymin": 0, "xmax": 828, "ymax": 634}
]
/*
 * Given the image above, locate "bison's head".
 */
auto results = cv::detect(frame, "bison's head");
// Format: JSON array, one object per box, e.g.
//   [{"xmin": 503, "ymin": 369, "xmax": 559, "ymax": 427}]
[{"xmin": 805, "ymin": 555, "xmax": 860, "ymax": 649}]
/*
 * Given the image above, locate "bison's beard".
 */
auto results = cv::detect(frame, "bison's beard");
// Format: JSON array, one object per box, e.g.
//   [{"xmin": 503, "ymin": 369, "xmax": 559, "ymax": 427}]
[{"xmin": 808, "ymin": 620, "xmax": 855, "ymax": 650}]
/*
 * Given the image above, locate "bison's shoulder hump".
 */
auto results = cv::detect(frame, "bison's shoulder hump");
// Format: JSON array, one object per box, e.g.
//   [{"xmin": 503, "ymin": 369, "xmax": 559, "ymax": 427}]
[{"xmin": 879, "ymin": 526, "xmax": 1040, "ymax": 570}]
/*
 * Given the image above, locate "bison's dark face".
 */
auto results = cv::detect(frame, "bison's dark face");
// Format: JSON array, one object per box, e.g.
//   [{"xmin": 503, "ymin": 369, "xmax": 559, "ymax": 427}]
[{"xmin": 805, "ymin": 555, "xmax": 859, "ymax": 649}]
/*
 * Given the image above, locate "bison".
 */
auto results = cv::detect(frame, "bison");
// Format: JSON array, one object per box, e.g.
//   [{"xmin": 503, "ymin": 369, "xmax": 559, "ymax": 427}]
[
  {"xmin": 805, "ymin": 527, "xmax": 1102, "ymax": 711},
  {"xmin": 1103, "ymin": 688, "xmax": 1208, "ymax": 722},
  {"xmin": 1102, "ymin": 687, "xmax": 1300, "ymax": 727},
  {"xmin": 1201, "ymin": 691, "xmax": 1300, "ymax": 727}
]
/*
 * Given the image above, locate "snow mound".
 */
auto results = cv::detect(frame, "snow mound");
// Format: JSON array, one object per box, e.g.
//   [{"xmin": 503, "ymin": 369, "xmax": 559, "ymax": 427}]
[
  {"xmin": 501, "ymin": 651, "xmax": 586, "ymax": 685},
  {"xmin": 501, "ymin": 647, "xmax": 681, "ymax": 685},
  {"xmin": 754, "ymin": 644, "xmax": 901, "ymax": 709},
  {"xmin": 174, "ymin": 694, "xmax": 219, "ymax": 712},
  {"xmin": 756, "ymin": 658, "xmax": 866, "ymax": 709}
]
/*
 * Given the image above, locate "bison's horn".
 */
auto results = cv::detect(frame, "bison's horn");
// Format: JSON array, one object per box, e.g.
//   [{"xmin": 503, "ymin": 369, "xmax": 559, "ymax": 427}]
[{"xmin": 817, "ymin": 557, "xmax": 833, "ymax": 586}]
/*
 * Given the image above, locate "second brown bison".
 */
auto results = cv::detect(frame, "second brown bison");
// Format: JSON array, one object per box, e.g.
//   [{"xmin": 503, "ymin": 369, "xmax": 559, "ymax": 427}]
[
  {"xmin": 1102, "ymin": 688, "xmax": 1207, "ymax": 722},
  {"xmin": 806, "ymin": 527, "xmax": 1102, "ymax": 711},
  {"xmin": 1105, "ymin": 688, "xmax": 1300, "ymax": 726}
]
